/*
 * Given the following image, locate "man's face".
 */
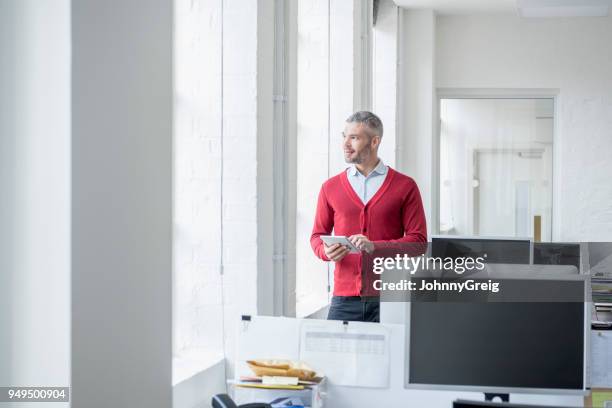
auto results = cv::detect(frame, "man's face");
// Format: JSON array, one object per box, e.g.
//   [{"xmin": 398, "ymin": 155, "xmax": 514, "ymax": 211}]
[{"xmin": 342, "ymin": 122, "xmax": 379, "ymax": 164}]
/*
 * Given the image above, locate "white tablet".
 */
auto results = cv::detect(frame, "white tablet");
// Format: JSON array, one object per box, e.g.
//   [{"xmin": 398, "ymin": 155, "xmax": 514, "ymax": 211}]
[{"xmin": 320, "ymin": 235, "xmax": 360, "ymax": 253}]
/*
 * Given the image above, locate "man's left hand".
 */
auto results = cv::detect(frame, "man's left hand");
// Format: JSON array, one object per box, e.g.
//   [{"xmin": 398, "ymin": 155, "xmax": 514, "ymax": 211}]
[{"xmin": 348, "ymin": 234, "xmax": 374, "ymax": 254}]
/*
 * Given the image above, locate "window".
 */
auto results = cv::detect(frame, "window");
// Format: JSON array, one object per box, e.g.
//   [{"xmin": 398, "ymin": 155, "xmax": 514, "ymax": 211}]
[
  {"xmin": 173, "ymin": 0, "xmax": 264, "ymax": 377},
  {"xmin": 295, "ymin": 0, "xmax": 372, "ymax": 317},
  {"xmin": 295, "ymin": 0, "xmax": 332, "ymax": 318},
  {"xmin": 438, "ymin": 98, "xmax": 554, "ymax": 241},
  {"xmin": 173, "ymin": 0, "xmax": 374, "ymax": 353}
]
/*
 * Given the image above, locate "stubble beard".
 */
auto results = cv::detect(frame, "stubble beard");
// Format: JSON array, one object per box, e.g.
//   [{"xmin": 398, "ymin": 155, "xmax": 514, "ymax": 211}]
[{"xmin": 345, "ymin": 142, "xmax": 373, "ymax": 164}]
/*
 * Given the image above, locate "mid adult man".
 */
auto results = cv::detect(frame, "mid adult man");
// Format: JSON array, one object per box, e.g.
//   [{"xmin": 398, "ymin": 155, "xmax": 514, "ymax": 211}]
[{"xmin": 310, "ymin": 111, "xmax": 427, "ymax": 322}]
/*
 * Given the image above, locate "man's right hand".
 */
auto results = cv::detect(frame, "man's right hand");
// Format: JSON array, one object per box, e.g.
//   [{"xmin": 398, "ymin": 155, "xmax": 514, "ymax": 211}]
[{"xmin": 324, "ymin": 243, "xmax": 350, "ymax": 262}]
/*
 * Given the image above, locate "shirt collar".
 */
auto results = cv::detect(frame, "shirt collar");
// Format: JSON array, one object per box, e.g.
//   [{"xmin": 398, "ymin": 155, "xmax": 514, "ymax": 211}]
[{"xmin": 347, "ymin": 159, "xmax": 387, "ymax": 177}]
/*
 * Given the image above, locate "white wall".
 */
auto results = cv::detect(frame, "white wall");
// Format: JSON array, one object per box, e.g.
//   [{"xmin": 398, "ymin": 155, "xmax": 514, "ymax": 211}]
[
  {"xmin": 174, "ymin": 0, "xmax": 224, "ymax": 355},
  {"xmin": 397, "ymin": 9, "xmax": 436, "ymax": 235},
  {"xmin": 0, "ymin": 1, "xmax": 71, "ymax": 405},
  {"xmin": 173, "ymin": 358, "xmax": 225, "ymax": 408},
  {"xmin": 436, "ymin": 14, "xmax": 612, "ymax": 241},
  {"xmin": 71, "ymin": 0, "xmax": 173, "ymax": 406},
  {"xmin": 222, "ymin": 0, "xmax": 274, "ymax": 379}
]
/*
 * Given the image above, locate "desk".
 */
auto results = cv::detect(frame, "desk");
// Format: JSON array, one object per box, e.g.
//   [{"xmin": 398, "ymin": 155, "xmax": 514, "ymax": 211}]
[{"xmin": 235, "ymin": 313, "xmax": 585, "ymax": 408}]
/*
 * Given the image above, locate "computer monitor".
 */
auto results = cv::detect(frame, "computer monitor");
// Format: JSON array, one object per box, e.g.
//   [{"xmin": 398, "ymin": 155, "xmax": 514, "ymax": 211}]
[
  {"xmin": 431, "ymin": 236, "xmax": 531, "ymax": 264},
  {"xmin": 533, "ymin": 242, "xmax": 581, "ymax": 271},
  {"xmin": 405, "ymin": 274, "xmax": 588, "ymax": 395}
]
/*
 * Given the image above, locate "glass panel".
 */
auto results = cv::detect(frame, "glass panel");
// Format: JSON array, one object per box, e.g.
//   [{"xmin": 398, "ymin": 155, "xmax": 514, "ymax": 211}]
[
  {"xmin": 296, "ymin": 0, "xmax": 332, "ymax": 317},
  {"xmin": 439, "ymin": 98, "xmax": 553, "ymax": 241}
]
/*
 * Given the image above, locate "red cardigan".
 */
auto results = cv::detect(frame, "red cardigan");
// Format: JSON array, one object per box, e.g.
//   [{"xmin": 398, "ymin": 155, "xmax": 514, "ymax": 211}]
[{"xmin": 310, "ymin": 167, "xmax": 427, "ymax": 296}]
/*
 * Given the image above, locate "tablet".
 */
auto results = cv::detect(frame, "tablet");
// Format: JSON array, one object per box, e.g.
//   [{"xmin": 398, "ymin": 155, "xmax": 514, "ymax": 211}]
[{"xmin": 320, "ymin": 235, "xmax": 360, "ymax": 253}]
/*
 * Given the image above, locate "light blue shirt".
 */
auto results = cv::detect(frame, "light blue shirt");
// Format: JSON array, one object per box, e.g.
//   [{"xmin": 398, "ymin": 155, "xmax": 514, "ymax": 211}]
[{"xmin": 346, "ymin": 160, "xmax": 388, "ymax": 204}]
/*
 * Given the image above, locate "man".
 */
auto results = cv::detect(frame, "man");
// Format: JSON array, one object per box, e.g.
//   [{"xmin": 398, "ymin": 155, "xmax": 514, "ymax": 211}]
[{"xmin": 310, "ymin": 111, "xmax": 427, "ymax": 322}]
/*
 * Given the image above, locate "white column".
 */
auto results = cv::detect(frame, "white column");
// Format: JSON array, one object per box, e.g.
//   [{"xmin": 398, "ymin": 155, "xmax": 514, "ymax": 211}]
[
  {"xmin": 397, "ymin": 9, "xmax": 436, "ymax": 235},
  {"xmin": 256, "ymin": 0, "xmax": 276, "ymax": 317},
  {"xmin": 71, "ymin": 0, "xmax": 173, "ymax": 406},
  {"xmin": 0, "ymin": 0, "xmax": 70, "ymax": 391},
  {"xmin": 381, "ymin": 8, "xmax": 436, "ymax": 326}
]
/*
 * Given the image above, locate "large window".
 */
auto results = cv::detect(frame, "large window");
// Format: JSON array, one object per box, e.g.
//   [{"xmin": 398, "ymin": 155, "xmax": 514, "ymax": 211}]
[
  {"xmin": 173, "ymin": 0, "xmax": 261, "ymax": 373},
  {"xmin": 295, "ymin": 0, "xmax": 373, "ymax": 317},
  {"xmin": 173, "ymin": 0, "xmax": 375, "ymax": 349},
  {"xmin": 295, "ymin": 0, "xmax": 330, "ymax": 318},
  {"xmin": 438, "ymin": 98, "xmax": 554, "ymax": 241}
]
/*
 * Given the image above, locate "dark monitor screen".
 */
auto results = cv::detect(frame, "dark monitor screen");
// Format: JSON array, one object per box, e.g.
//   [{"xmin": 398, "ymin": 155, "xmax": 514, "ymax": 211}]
[
  {"xmin": 432, "ymin": 237, "xmax": 531, "ymax": 264},
  {"xmin": 408, "ymin": 298, "xmax": 585, "ymax": 392},
  {"xmin": 533, "ymin": 243, "xmax": 581, "ymax": 271}
]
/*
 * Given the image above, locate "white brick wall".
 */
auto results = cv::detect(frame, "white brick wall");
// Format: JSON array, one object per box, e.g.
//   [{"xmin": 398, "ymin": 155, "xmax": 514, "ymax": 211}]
[
  {"xmin": 221, "ymin": 0, "xmax": 260, "ymax": 375},
  {"xmin": 174, "ymin": 0, "xmax": 265, "ymax": 375},
  {"xmin": 174, "ymin": 0, "xmax": 224, "ymax": 353}
]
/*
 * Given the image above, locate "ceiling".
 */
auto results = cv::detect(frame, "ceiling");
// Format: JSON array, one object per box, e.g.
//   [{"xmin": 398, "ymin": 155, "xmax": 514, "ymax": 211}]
[{"xmin": 392, "ymin": 0, "xmax": 612, "ymax": 16}]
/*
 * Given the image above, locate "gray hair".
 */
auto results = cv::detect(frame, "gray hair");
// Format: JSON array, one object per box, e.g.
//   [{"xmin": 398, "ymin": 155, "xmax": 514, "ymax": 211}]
[{"xmin": 346, "ymin": 111, "xmax": 383, "ymax": 138}]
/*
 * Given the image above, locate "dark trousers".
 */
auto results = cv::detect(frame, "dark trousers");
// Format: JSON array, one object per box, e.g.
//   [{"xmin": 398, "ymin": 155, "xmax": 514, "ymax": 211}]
[{"xmin": 327, "ymin": 296, "xmax": 380, "ymax": 322}]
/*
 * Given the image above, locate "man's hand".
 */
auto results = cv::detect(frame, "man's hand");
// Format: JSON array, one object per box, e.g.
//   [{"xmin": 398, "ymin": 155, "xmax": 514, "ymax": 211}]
[
  {"xmin": 324, "ymin": 243, "xmax": 350, "ymax": 262},
  {"xmin": 348, "ymin": 234, "xmax": 375, "ymax": 254}
]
